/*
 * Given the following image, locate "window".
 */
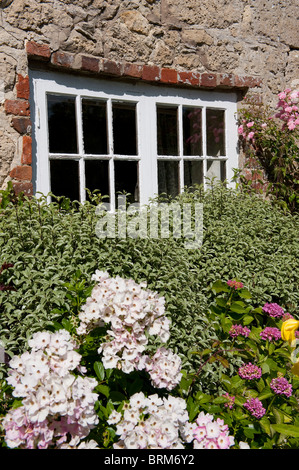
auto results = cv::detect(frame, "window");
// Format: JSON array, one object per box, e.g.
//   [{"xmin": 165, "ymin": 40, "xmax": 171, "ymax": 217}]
[{"xmin": 31, "ymin": 70, "xmax": 238, "ymax": 209}]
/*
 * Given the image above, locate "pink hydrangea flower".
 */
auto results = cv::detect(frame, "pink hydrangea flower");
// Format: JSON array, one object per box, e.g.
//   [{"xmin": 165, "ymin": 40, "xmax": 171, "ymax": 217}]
[
  {"xmin": 270, "ymin": 375, "xmax": 292, "ymax": 397},
  {"xmin": 238, "ymin": 363, "xmax": 262, "ymax": 380},
  {"xmin": 262, "ymin": 302, "xmax": 284, "ymax": 318},
  {"xmin": 260, "ymin": 327, "xmax": 281, "ymax": 342},
  {"xmin": 244, "ymin": 398, "xmax": 266, "ymax": 419},
  {"xmin": 227, "ymin": 280, "xmax": 244, "ymax": 289},
  {"xmin": 223, "ymin": 392, "xmax": 235, "ymax": 409},
  {"xmin": 229, "ymin": 324, "xmax": 250, "ymax": 338}
]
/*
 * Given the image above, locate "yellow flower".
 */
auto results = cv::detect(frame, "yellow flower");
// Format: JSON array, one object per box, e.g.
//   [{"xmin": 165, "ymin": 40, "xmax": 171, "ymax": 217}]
[
  {"xmin": 291, "ymin": 361, "xmax": 299, "ymax": 377},
  {"xmin": 281, "ymin": 318, "xmax": 299, "ymax": 346}
]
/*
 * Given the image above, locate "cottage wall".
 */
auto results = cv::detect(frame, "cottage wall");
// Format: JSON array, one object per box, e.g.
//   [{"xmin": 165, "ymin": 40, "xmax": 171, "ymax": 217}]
[{"xmin": 0, "ymin": 0, "xmax": 298, "ymax": 195}]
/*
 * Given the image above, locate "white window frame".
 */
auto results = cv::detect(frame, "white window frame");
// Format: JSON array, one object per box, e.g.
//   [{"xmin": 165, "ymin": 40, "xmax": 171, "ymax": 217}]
[{"xmin": 30, "ymin": 69, "xmax": 239, "ymax": 209}]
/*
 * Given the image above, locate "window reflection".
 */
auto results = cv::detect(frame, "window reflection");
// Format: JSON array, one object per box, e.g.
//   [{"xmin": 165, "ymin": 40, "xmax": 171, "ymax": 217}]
[
  {"xmin": 206, "ymin": 109, "xmax": 225, "ymax": 156},
  {"xmin": 82, "ymin": 99, "xmax": 108, "ymax": 155},
  {"xmin": 157, "ymin": 106, "xmax": 178, "ymax": 156},
  {"xmin": 85, "ymin": 160, "xmax": 109, "ymax": 201},
  {"xmin": 47, "ymin": 94, "xmax": 78, "ymax": 154},
  {"xmin": 206, "ymin": 160, "xmax": 226, "ymax": 183},
  {"xmin": 114, "ymin": 160, "xmax": 139, "ymax": 205},
  {"xmin": 183, "ymin": 107, "xmax": 202, "ymax": 156},
  {"xmin": 113, "ymin": 103, "xmax": 137, "ymax": 155},
  {"xmin": 50, "ymin": 160, "xmax": 79, "ymax": 200},
  {"xmin": 158, "ymin": 160, "xmax": 179, "ymax": 198},
  {"xmin": 184, "ymin": 160, "xmax": 203, "ymax": 189}
]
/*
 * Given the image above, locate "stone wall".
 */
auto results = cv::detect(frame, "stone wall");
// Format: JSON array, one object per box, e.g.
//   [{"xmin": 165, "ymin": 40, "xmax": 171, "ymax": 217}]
[{"xmin": 0, "ymin": 0, "xmax": 298, "ymax": 195}]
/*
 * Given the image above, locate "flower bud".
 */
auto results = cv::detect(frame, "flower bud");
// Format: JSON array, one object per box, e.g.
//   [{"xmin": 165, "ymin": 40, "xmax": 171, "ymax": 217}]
[{"xmin": 281, "ymin": 318, "xmax": 299, "ymax": 346}]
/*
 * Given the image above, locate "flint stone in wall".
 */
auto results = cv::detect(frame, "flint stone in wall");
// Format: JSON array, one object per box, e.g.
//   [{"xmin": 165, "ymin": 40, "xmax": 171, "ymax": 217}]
[
  {"xmin": 253, "ymin": 1, "xmax": 299, "ymax": 49},
  {"xmin": 120, "ymin": 10, "xmax": 150, "ymax": 35},
  {"xmin": 181, "ymin": 29, "xmax": 214, "ymax": 46},
  {"xmin": 0, "ymin": 132, "xmax": 16, "ymax": 187},
  {"xmin": 0, "ymin": 53, "xmax": 17, "ymax": 94},
  {"xmin": 149, "ymin": 39, "xmax": 173, "ymax": 65},
  {"xmin": 286, "ymin": 50, "xmax": 299, "ymax": 88},
  {"xmin": 165, "ymin": 0, "xmax": 243, "ymax": 28}
]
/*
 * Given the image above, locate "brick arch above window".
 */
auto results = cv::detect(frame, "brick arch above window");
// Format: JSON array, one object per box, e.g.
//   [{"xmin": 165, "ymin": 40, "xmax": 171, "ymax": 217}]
[{"xmin": 25, "ymin": 41, "xmax": 262, "ymax": 92}]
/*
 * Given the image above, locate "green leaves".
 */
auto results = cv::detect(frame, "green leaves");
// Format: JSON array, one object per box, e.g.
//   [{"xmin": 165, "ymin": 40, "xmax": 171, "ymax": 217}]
[
  {"xmin": 211, "ymin": 280, "xmax": 230, "ymax": 294},
  {"xmin": 94, "ymin": 361, "xmax": 105, "ymax": 382},
  {"xmin": 271, "ymin": 424, "xmax": 299, "ymax": 438},
  {"xmin": 230, "ymin": 301, "xmax": 248, "ymax": 314}
]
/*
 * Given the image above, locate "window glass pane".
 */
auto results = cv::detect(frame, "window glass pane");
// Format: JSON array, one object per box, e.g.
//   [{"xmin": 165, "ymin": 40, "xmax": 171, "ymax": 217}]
[
  {"xmin": 157, "ymin": 106, "xmax": 178, "ymax": 156},
  {"xmin": 183, "ymin": 107, "xmax": 202, "ymax": 156},
  {"xmin": 206, "ymin": 109, "xmax": 225, "ymax": 156},
  {"xmin": 113, "ymin": 103, "xmax": 137, "ymax": 155},
  {"xmin": 206, "ymin": 160, "xmax": 226, "ymax": 183},
  {"xmin": 50, "ymin": 160, "xmax": 79, "ymax": 200},
  {"xmin": 158, "ymin": 160, "xmax": 179, "ymax": 198},
  {"xmin": 85, "ymin": 160, "xmax": 109, "ymax": 201},
  {"xmin": 47, "ymin": 94, "xmax": 78, "ymax": 154},
  {"xmin": 184, "ymin": 160, "xmax": 203, "ymax": 189},
  {"xmin": 114, "ymin": 160, "xmax": 139, "ymax": 205},
  {"xmin": 82, "ymin": 99, "xmax": 108, "ymax": 155}
]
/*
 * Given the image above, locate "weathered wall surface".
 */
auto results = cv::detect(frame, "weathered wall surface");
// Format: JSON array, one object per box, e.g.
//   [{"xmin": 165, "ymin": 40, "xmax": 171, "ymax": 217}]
[{"xmin": 0, "ymin": 0, "xmax": 298, "ymax": 193}]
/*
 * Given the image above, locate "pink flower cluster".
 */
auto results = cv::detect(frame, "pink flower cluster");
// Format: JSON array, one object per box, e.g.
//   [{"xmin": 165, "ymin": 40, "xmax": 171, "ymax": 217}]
[
  {"xmin": 2, "ymin": 330, "xmax": 99, "ymax": 449},
  {"xmin": 270, "ymin": 375, "xmax": 292, "ymax": 398},
  {"xmin": 77, "ymin": 271, "xmax": 181, "ymax": 390},
  {"xmin": 238, "ymin": 363, "xmax": 262, "ymax": 380},
  {"xmin": 229, "ymin": 324, "xmax": 250, "ymax": 338},
  {"xmin": 238, "ymin": 121, "xmax": 255, "ymax": 141},
  {"xmin": 260, "ymin": 327, "xmax": 281, "ymax": 342},
  {"xmin": 77, "ymin": 271, "xmax": 171, "ymax": 373},
  {"xmin": 108, "ymin": 392, "xmax": 192, "ymax": 449},
  {"xmin": 143, "ymin": 347, "xmax": 182, "ymax": 391},
  {"xmin": 262, "ymin": 302, "xmax": 284, "ymax": 318},
  {"xmin": 243, "ymin": 398, "xmax": 266, "ymax": 419},
  {"xmin": 108, "ymin": 393, "xmax": 237, "ymax": 450},
  {"xmin": 193, "ymin": 411, "xmax": 235, "ymax": 449},
  {"xmin": 275, "ymin": 89, "xmax": 299, "ymax": 131},
  {"xmin": 227, "ymin": 280, "xmax": 244, "ymax": 289},
  {"xmin": 238, "ymin": 89, "xmax": 299, "ymax": 142},
  {"xmin": 223, "ymin": 392, "xmax": 235, "ymax": 410}
]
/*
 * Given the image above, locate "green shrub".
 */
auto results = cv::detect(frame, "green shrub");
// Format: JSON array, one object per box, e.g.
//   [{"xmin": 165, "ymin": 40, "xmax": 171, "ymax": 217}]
[{"xmin": 238, "ymin": 89, "xmax": 299, "ymax": 213}]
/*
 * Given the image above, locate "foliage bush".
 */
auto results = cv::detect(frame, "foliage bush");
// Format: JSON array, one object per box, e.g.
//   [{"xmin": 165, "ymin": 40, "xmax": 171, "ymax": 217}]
[
  {"xmin": 0, "ymin": 185, "xmax": 298, "ymax": 395},
  {"xmin": 1, "ymin": 273, "xmax": 299, "ymax": 449},
  {"xmin": 238, "ymin": 88, "xmax": 299, "ymax": 213}
]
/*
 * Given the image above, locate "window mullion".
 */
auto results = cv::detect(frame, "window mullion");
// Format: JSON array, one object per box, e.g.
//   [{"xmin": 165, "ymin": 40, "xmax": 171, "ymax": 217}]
[
  {"xmin": 75, "ymin": 95, "xmax": 85, "ymax": 202},
  {"xmin": 178, "ymin": 104, "xmax": 184, "ymax": 193},
  {"xmin": 38, "ymin": 89, "xmax": 51, "ymax": 201},
  {"xmin": 202, "ymin": 106, "xmax": 207, "ymax": 190},
  {"xmin": 107, "ymin": 98, "xmax": 115, "ymax": 211}
]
